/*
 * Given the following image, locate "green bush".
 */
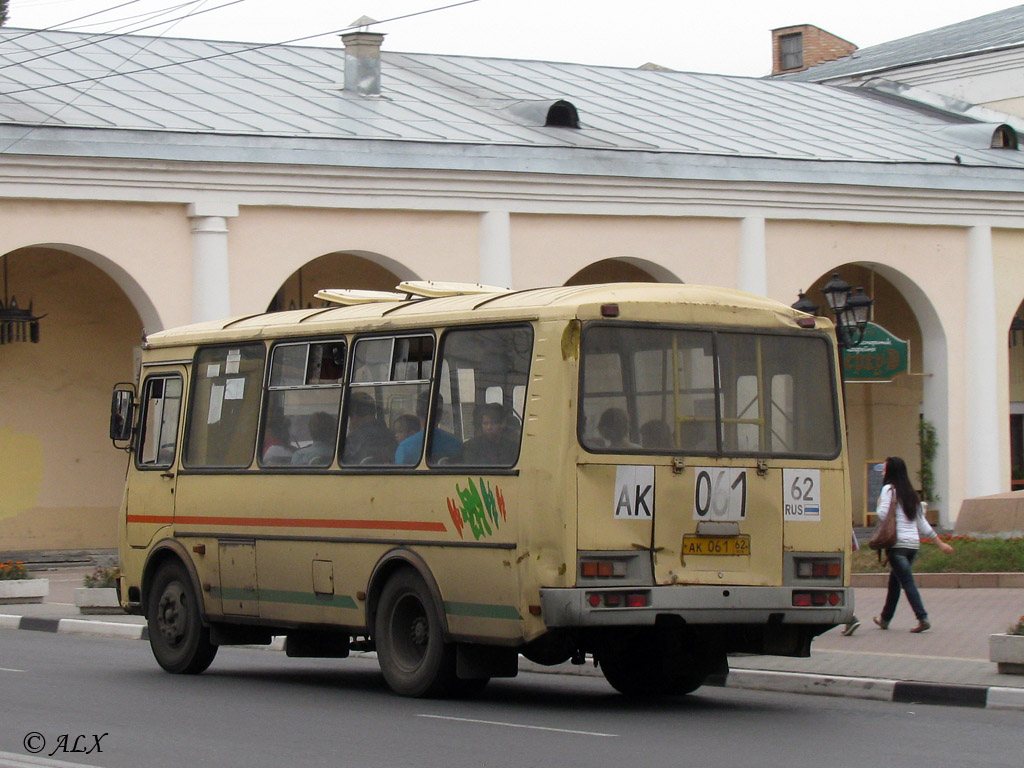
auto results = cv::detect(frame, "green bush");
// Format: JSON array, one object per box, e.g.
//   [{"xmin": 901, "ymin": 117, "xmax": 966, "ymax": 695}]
[{"xmin": 853, "ymin": 536, "xmax": 1024, "ymax": 573}]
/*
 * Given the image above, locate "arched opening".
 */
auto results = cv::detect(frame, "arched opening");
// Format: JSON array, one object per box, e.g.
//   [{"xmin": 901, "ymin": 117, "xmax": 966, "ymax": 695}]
[
  {"xmin": 267, "ymin": 251, "xmax": 413, "ymax": 311},
  {"xmin": 800, "ymin": 264, "xmax": 940, "ymax": 525},
  {"xmin": 0, "ymin": 246, "xmax": 143, "ymax": 552},
  {"xmin": 564, "ymin": 258, "xmax": 681, "ymax": 286},
  {"xmin": 1008, "ymin": 299, "xmax": 1024, "ymax": 490}
]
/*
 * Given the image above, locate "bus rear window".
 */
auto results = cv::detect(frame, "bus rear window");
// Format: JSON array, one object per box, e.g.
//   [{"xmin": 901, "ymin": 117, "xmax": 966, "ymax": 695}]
[{"xmin": 580, "ymin": 325, "xmax": 839, "ymax": 458}]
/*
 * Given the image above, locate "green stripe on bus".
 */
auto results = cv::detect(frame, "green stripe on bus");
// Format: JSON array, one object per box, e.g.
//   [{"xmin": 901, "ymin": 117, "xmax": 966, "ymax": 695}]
[
  {"xmin": 213, "ymin": 587, "xmax": 357, "ymax": 610},
  {"xmin": 444, "ymin": 601, "xmax": 521, "ymax": 620}
]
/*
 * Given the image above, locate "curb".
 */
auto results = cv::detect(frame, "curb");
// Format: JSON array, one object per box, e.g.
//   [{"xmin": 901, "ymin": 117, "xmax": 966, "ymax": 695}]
[
  {"xmin": 851, "ymin": 572, "xmax": 1024, "ymax": 588},
  {"xmin": 719, "ymin": 669, "xmax": 1024, "ymax": 711},
  {"xmin": 1, "ymin": 614, "xmax": 149, "ymax": 642},
  {"xmin": 4, "ymin": 614, "xmax": 1023, "ymax": 711}
]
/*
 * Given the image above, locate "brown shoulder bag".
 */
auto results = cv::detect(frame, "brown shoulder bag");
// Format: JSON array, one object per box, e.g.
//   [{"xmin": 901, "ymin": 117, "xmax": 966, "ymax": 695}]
[{"xmin": 868, "ymin": 490, "xmax": 898, "ymax": 560}]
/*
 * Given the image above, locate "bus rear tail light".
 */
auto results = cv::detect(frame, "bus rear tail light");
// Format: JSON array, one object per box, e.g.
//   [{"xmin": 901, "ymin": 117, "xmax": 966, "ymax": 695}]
[
  {"xmin": 792, "ymin": 590, "xmax": 843, "ymax": 607},
  {"xmin": 795, "ymin": 558, "xmax": 842, "ymax": 579},
  {"xmin": 580, "ymin": 559, "xmax": 627, "ymax": 578},
  {"xmin": 587, "ymin": 591, "xmax": 650, "ymax": 609}
]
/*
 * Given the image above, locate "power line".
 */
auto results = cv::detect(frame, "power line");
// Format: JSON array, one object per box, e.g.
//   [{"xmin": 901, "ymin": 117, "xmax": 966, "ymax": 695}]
[
  {"xmin": 0, "ymin": 0, "xmax": 483, "ymax": 97},
  {"xmin": 0, "ymin": 0, "xmax": 242, "ymax": 152},
  {"xmin": 0, "ymin": 1, "xmax": 245, "ymax": 73},
  {"xmin": 2, "ymin": 0, "xmax": 150, "ymax": 45}
]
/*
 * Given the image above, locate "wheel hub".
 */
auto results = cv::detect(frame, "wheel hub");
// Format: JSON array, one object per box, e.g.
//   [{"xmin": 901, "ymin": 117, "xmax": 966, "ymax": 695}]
[
  {"xmin": 410, "ymin": 616, "xmax": 429, "ymax": 647},
  {"xmin": 157, "ymin": 587, "xmax": 185, "ymax": 644}
]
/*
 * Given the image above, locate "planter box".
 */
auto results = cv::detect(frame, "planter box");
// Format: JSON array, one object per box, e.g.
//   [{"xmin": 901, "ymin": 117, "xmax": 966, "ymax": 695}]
[
  {"xmin": 989, "ymin": 633, "xmax": 1024, "ymax": 675},
  {"xmin": 74, "ymin": 587, "xmax": 122, "ymax": 615},
  {"xmin": 0, "ymin": 578, "xmax": 49, "ymax": 604}
]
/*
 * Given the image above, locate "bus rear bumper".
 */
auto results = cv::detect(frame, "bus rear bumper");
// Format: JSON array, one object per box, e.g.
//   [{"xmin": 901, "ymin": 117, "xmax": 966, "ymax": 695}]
[{"xmin": 539, "ymin": 585, "xmax": 853, "ymax": 628}]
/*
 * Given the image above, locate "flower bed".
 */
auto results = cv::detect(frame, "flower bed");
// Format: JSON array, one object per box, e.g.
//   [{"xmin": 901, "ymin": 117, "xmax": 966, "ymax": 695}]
[{"xmin": 0, "ymin": 561, "xmax": 48, "ymax": 604}]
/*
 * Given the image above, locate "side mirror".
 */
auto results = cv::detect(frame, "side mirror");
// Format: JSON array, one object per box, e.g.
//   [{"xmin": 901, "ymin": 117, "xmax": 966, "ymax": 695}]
[{"xmin": 110, "ymin": 385, "xmax": 135, "ymax": 445}]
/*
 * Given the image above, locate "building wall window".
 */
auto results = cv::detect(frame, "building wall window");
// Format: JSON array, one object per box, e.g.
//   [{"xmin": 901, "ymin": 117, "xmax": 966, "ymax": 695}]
[{"xmin": 780, "ymin": 33, "xmax": 803, "ymax": 70}]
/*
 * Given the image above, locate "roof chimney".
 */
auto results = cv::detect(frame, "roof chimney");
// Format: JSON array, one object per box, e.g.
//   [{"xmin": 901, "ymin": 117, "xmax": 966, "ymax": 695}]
[
  {"xmin": 771, "ymin": 24, "xmax": 856, "ymax": 75},
  {"xmin": 341, "ymin": 20, "xmax": 384, "ymax": 96}
]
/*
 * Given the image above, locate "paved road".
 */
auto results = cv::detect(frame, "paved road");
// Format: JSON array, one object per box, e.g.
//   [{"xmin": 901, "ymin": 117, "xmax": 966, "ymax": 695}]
[
  {"xmin": 6, "ymin": 567, "xmax": 1024, "ymax": 709},
  {"xmin": 1, "ymin": 630, "xmax": 1021, "ymax": 768}
]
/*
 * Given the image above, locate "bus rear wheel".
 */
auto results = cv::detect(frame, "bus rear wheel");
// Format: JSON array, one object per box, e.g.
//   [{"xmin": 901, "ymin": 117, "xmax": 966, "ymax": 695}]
[
  {"xmin": 374, "ymin": 569, "xmax": 457, "ymax": 697},
  {"xmin": 147, "ymin": 560, "xmax": 217, "ymax": 674},
  {"xmin": 598, "ymin": 632, "xmax": 715, "ymax": 696}
]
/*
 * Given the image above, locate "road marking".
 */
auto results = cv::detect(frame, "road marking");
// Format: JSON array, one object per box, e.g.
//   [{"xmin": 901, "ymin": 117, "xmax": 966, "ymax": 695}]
[
  {"xmin": 0, "ymin": 667, "xmax": 26, "ymax": 673},
  {"xmin": 817, "ymin": 648, "xmax": 988, "ymax": 662},
  {"xmin": 418, "ymin": 714, "xmax": 617, "ymax": 737},
  {"xmin": 0, "ymin": 749, "xmax": 109, "ymax": 767}
]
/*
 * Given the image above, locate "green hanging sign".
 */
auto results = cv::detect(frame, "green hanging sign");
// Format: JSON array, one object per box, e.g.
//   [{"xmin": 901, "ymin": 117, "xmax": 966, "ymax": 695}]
[{"xmin": 842, "ymin": 322, "xmax": 909, "ymax": 382}]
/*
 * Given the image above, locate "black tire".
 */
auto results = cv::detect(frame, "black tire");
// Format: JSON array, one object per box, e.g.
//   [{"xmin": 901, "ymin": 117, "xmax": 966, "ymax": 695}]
[
  {"xmin": 374, "ymin": 569, "xmax": 457, "ymax": 697},
  {"xmin": 147, "ymin": 560, "xmax": 217, "ymax": 674},
  {"xmin": 598, "ymin": 632, "xmax": 714, "ymax": 696}
]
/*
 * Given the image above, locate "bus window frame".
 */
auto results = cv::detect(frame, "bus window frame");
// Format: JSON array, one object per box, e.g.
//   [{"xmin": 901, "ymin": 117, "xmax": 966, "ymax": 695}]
[
  {"xmin": 577, "ymin": 320, "xmax": 842, "ymax": 461},
  {"xmin": 135, "ymin": 373, "xmax": 184, "ymax": 471},
  {"xmin": 343, "ymin": 331, "xmax": 435, "ymax": 469},
  {"xmin": 181, "ymin": 342, "xmax": 268, "ymax": 471},
  {"xmin": 258, "ymin": 337, "xmax": 348, "ymax": 470},
  {"xmin": 430, "ymin": 321, "xmax": 534, "ymax": 470}
]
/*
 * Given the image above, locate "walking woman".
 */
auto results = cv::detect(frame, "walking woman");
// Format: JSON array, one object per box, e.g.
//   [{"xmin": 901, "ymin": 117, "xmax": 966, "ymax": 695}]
[{"xmin": 873, "ymin": 456, "xmax": 953, "ymax": 633}]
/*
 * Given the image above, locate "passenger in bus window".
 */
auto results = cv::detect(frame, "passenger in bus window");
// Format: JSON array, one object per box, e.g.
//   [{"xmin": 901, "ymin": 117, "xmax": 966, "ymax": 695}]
[
  {"xmin": 391, "ymin": 413, "xmax": 420, "ymax": 446},
  {"xmin": 395, "ymin": 392, "xmax": 462, "ymax": 465},
  {"xmin": 290, "ymin": 411, "xmax": 337, "ymax": 466},
  {"xmin": 640, "ymin": 419, "xmax": 674, "ymax": 451},
  {"xmin": 461, "ymin": 403, "xmax": 517, "ymax": 466},
  {"xmin": 342, "ymin": 392, "xmax": 397, "ymax": 465},
  {"xmin": 261, "ymin": 415, "xmax": 294, "ymax": 465},
  {"xmin": 598, "ymin": 407, "xmax": 638, "ymax": 450}
]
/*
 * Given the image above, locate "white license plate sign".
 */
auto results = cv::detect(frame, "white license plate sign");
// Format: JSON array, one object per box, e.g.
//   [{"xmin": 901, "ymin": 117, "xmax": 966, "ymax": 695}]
[
  {"xmin": 613, "ymin": 465, "xmax": 655, "ymax": 518},
  {"xmin": 783, "ymin": 469, "xmax": 821, "ymax": 521},
  {"xmin": 692, "ymin": 467, "xmax": 747, "ymax": 521}
]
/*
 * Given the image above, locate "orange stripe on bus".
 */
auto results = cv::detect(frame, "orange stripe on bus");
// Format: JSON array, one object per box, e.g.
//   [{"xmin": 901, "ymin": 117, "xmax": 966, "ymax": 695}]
[{"xmin": 126, "ymin": 514, "xmax": 447, "ymax": 532}]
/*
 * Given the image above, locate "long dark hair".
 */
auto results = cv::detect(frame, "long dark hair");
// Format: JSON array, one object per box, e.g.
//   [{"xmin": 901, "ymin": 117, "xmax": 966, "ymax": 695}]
[{"xmin": 883, "ymin": 456, "xmax": 919, "ymax": 521}]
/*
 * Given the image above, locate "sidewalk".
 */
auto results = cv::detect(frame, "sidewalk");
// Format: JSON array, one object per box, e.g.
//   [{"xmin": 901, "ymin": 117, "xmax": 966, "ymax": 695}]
[{"xmin": 3, "ymin": 566, "xmax": 1023, "ymax": 710}]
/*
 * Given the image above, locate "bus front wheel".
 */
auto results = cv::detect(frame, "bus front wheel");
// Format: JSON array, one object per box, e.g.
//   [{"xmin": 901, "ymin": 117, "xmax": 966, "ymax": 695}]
[
  {"xmin": 374, "ymin": 569, "xmax": 456, "ymax": 697},
  {"xmin": 147, "ymin": 560, "xmax": 217, "ymax": 674}
]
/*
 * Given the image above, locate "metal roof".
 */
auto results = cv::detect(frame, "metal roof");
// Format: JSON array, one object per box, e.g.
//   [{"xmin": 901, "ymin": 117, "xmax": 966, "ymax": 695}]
[
  {"xmin": 1, "ymin": 26, "xmax": 1023, "ymax": 174},
  {"xmin": 777, "ymin": 5, "xmax": 1024, "ymax": 82}
]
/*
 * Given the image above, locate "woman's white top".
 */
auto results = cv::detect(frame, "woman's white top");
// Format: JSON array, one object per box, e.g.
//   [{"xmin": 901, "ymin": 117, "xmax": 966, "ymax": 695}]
[{"xmin": 875, "ymin": 484, "xmax": 938, "ymax": 548}]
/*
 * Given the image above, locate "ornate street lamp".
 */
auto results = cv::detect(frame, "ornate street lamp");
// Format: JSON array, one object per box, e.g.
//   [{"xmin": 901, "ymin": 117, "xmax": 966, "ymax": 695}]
[
  {"xmin": 791, "ymin": 290, "xmax": 819, "ymax": 316},
  {"xmin": 0, "ymin": 257, "xmax": 45, "ymax": 345},
  {"xmin": 815, "ymin": 272, "xmax": 873, "ymax": 350}
]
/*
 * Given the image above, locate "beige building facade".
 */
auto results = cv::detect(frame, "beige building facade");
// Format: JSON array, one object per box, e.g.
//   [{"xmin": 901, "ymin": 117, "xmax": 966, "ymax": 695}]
[
  {"xmin": 3, "ymin": 24, "xmax": 1024, "ymax": 552},
  {"xmin": 3, "ymin": 170, "xmax": 1023, "ymax": 551}
]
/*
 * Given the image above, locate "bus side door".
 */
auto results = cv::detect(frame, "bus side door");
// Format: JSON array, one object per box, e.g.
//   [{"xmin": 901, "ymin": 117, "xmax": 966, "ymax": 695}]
[{"xmin": 125, "ymin": 368, "xmax": 186, "ymax": 548}]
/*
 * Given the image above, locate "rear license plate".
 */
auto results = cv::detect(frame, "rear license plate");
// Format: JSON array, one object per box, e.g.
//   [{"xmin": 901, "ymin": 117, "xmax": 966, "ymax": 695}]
[{"xmin": 682, "ymin": 535, "xmax": 750, "ymax": 556}]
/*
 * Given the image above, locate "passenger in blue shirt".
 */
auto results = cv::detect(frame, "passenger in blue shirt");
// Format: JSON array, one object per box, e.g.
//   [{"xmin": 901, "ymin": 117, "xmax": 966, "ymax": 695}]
[{"xmin": 394, "ymin": 392, "xmax": 462, "ymax": 465}]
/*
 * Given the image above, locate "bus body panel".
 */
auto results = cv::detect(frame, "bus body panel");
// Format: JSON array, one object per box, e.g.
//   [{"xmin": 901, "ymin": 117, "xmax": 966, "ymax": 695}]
[{"xmin": 112, "ymin": 283, "xmax": 854, "ymax": 693}]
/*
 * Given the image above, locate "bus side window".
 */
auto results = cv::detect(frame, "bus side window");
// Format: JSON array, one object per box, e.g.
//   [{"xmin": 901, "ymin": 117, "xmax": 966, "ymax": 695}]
[
  {"xmin": 260, "ymin": 341, "xmax": 345, "ymax": 468},
  {"xmin": 137, "ymin": 375, "xmax": 182, "ymax": 468},
  {"xmin": 183, "ymin": 344, "xmax": 267, "ymax": 468},
  {"xmin": 434, "ymin": 324, "xmax": 533, "ymax": 468},
  {"xmin": 346, "ymin": 334, "xmax": 433, "ymax": 467}
]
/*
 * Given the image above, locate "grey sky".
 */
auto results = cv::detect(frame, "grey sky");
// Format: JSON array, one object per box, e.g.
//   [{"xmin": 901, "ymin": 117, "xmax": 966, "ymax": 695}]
[{"xmin": 6, "ymin": 0, "xmax": 1020, "ymax": 76}]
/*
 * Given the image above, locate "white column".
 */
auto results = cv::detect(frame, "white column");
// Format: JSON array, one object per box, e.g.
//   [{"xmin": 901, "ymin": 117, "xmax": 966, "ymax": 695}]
[
  {"xmin": 187, "ymin": 202, "xmax": 238, "ymax": 322},
  {"xmin": 737, "ymin": 216, "xmax": 767, "ymax": 296},
  {"xmin": 965, "ymin": 225, "xmax": 1001, "ymax": 497},
  {"xmin": 479, "ymin": 211, "xmax": 512, "ymax": 288}
]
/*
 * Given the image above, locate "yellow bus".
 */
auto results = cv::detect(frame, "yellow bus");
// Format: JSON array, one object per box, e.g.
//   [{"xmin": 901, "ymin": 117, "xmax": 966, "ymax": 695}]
[{"xmin": 110, "ymin": 281, "xmax": 853, "ymax": 697}]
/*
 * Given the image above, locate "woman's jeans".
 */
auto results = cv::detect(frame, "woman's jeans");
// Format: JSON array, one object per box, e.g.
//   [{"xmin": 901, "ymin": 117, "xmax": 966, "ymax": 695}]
[{"xmin": 881, "ymin": 547, "xmax": 927, "ymax": 622}]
